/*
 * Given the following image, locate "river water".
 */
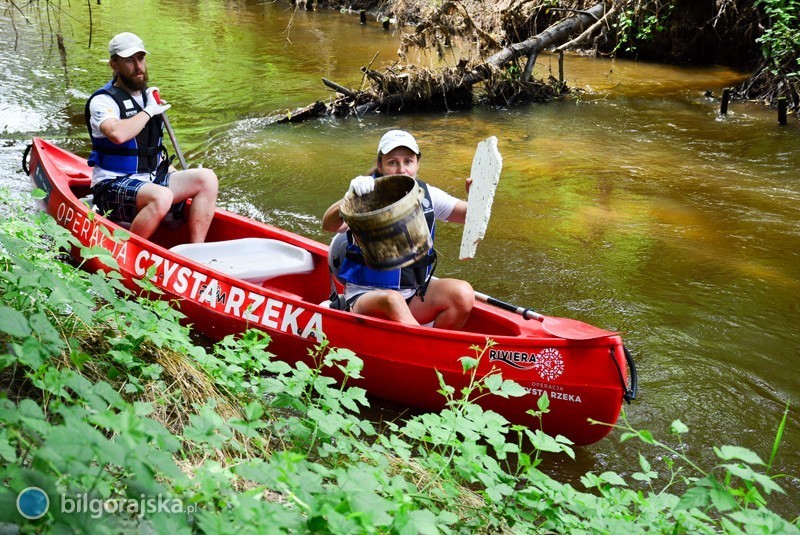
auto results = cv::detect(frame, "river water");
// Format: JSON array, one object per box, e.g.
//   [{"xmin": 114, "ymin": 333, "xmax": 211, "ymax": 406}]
[{"xmin": 2, "ymin": 0, "xmax": 798, "ymax": 517}]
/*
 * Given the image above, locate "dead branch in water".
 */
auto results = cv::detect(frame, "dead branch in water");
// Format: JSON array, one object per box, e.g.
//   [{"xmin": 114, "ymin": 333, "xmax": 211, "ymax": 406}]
[{"xmin": 296, "ymin": 2, "xmax": 606, "ymax": 118}]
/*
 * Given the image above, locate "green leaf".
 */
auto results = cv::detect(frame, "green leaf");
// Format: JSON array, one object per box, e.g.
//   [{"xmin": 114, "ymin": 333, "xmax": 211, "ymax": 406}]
[
  {"xmin": 638, "ymin": 453, "xmax": 652, "ymax": 473},
  {"xmin": 528, "ymin": 429, "xmax": 573, "ymax": 457},
  {"xmin": 82, "ymin": 245, "xmax": 120, "ymax": 270},
  {"xmin": 484, "ymin": 373, "xmax": 502, "ymax": 392},
  {"xmin": 709, "ymin": 485, "xmax": 737, "ymax": 512},
  {"xmin": 670, "ymin": 419, "xmax": 689, "ymax": 434},
  {"xmin": 537, "ymin": 391, "xmax": 550, "ymax": 411},
  {"xmin": 460, "ymin": 356, "xmax": 478, "ymax": 372},
  {"xmin": 244, "ymin": 401, "xmax": 265, "ymax": 421},
  {"xmin": 405, "ymin": 509, "xmax": 439, "ymax": 535},
  {"xmin": 0, "ymin": 306, "xmax": 31, "ymax": 337},
  {"xmin": 28, "ymin": 311, "xmax": 64, "ymax": 347},
  {"xmin": 500, "ymin": 379, "xmax": 528, "ymax": 398},
  {"xmin": 15, "ymin": 338, "xmax": 48, "ymax": 369},
  {"xmin": 599, "ymin": 471, "xmax": 627, "ymax": 487},
  {"xmin": 631, "ymin": 472, "xmax": 654, "ymax": 482},
  {"xmin": 637, "ymin": 430, "xmax": 655, "ymax": 444},
  {"xmin": 676, "ymin": 486, "xmax": 710, "ymax": 510},
  {"xmin": 714, "ymin": 445, "xmax": 764, "ymax": 465},
  {"xmin": 113, "ymin": 228, "xmax": 131, "ymax": 241},
  {"xmin": 0, "ymin": 429, "xmax": 17, "ymax": 463},
  {"xmin": 18, "ymin": 399, "xmax": 46, "ymax": 420},
  {"xmin": 752, "ymin": 473, "xmax": 785, "ymax": 495}
]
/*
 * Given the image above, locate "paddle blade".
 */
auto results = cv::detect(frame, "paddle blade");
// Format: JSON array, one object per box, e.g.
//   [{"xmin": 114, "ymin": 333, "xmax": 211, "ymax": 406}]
[
  {"xmin": 541, "ymin": 316, "xmax": 618, "ymax": 341},
  {"xmin": 460, "ymin": 137, "xmax": 502, "ymax": 260}
]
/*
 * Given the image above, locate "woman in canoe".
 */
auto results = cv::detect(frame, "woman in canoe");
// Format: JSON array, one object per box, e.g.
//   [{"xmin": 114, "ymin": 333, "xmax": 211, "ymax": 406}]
[{"xmin": 322, "ymin": 130, "xmax": 475, "ymax": 328}]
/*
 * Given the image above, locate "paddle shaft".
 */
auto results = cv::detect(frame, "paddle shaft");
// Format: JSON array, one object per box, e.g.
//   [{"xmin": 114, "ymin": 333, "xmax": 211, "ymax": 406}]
[
  {"xmin": 428, "ymin": 276, "xmax": 613, "ymax": 339},
  {"xmin": 430, "ymin": 276, "xmax": 543, "ymax": 322},
  {"xmin": 152, "ymin": 90, "xmax": 188, "ymax": 170},
  {"xmin": 472, "ymin": 290, "xmax": 543, "ymax": 322}
]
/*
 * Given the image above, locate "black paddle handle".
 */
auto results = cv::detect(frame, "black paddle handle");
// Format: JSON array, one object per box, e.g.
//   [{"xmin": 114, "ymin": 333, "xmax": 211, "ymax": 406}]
[{"xmin": 474, "ymin": 291, "xmax": 543, "ymax": 322}]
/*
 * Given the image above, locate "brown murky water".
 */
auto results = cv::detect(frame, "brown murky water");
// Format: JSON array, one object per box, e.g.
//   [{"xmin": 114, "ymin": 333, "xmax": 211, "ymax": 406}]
[{"xmin": 2, "ymin": 0, "xmax": 798, "ymax": 517}]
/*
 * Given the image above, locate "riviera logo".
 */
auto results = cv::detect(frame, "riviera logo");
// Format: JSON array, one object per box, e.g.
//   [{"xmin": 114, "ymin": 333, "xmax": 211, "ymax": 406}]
[
  {"xmin": 16, "ymin": 487, "xmax": 50, "ymax": 520},
  {"xmin": 488, "ymin": 347, "xmax": 566, "ymax": 381}
]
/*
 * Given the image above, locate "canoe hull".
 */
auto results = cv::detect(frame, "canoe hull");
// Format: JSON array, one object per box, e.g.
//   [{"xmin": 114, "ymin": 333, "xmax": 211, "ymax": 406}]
[{"xmin": 28, "ymin": 138, "xmax": 634, "ymax": 446}]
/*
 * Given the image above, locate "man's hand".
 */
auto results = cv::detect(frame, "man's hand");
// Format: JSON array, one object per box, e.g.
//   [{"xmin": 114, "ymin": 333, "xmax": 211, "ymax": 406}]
[
  {"xmin": 143, "ymin": 87, "xmax": 172, "ymax": 117},
  {"xmin": 348, "ymin": 175, "xmax": 375, "ymax": 196}
]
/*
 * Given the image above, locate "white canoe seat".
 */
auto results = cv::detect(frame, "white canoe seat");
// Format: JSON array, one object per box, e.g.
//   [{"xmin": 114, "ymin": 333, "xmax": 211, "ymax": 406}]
[{"xmin": 170, "ymin": 238, "xmax": 314, "ymax": 285}]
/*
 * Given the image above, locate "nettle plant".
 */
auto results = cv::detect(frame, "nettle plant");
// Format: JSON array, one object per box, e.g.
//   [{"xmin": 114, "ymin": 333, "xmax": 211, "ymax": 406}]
[
  {"xmin": 756, "ymin": 0, "xmax": 800, "ymax": 78},
  {"xmin": 0, "ymin": 188, "xmax": 797, "ymax": 533}
]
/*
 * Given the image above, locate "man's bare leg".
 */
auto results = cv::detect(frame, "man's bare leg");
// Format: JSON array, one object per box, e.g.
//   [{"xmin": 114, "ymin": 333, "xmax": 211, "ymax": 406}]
[{"xmin": 168, "ymin": 168, "xmax": 218, "ymax": 242}]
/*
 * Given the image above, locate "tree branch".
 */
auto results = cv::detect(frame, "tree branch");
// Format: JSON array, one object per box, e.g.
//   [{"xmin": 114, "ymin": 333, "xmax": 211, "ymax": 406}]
[{"xmin": 555, "ymin": 4, "xmax": 616, "ymax": 52}]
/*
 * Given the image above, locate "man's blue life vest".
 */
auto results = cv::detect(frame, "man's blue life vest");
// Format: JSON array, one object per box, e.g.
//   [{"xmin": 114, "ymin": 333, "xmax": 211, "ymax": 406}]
[
  {"xmin": 337, "ymin": 179, "xmax": 437, "ymax": 291},
  {"xmin": 84, "ymin": 80, "xmax": 165, "ymax": 175}
]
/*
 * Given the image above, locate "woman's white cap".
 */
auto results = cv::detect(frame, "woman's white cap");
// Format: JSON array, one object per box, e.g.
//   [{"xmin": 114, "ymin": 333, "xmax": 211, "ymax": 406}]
[
  {"xmin": 377, "ymin": 130, "xmax": 420, "ymax": 155},
  {"xmin": 108, "ymin": 32, "xmax": 149, "ymax": 58}
]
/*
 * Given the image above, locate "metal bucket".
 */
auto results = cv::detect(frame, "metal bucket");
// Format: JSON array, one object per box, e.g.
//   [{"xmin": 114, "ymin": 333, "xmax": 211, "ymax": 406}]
[{"xmin": 339, "ymin": 174, "xmax": 432, "ymax": 270}]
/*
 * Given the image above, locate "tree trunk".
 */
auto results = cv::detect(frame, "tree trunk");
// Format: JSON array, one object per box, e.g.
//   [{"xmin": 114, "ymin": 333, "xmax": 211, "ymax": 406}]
[
  {"xmin": 317, "ymin": 2, "xmax": 609, "ymax": 116},
  {"xmin": 468, "ymin": 3, "xmax": 606, "ymax": 85}
]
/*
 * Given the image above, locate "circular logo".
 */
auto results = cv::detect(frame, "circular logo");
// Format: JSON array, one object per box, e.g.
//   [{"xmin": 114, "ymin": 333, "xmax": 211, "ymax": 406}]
[
  {"xmin": 16, "ymin": 487, "xmax": 49, "ymax": 520},
  {"xmin": 535, "ymin": 348, "xmax": 565, "ymax": 382}
]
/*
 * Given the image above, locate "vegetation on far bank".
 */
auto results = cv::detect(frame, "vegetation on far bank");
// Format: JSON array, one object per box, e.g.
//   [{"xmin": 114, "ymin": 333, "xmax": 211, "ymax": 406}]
[
  {"xmin": 1, "ymin": 188, "xmax": 797, "ymax": 531},
  {"xmin": 4, "ymin": 0, "xmax": 798, "ymax": 115},
  {"xmin": 311, "ymin": 0, "xmax": 798, "ymax": 113}
]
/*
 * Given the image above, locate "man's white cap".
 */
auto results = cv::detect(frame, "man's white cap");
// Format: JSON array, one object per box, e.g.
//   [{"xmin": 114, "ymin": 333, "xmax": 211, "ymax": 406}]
[
  {"xmin": 377, "ymin": 130, "xmax": 420, "ymax": 156},
  {"xmin": 108, "ymin": 32, "xmax": 148, "ymax": 58}
]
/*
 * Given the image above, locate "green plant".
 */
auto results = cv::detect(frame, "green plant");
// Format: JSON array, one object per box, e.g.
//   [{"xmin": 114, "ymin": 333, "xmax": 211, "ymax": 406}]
[
  {"xmin": 612, "ymin": 2, "xmax": 674, "ymax": 55},
  {"xmin": 756, "ymin": 0, "xmax": 800, "ymax": 78}
]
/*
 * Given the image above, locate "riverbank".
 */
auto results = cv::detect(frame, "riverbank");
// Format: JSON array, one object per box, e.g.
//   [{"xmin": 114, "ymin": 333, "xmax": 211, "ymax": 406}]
[{"xmin": 306, "ymin": 0, "xmax": 797, "ymax": 113}]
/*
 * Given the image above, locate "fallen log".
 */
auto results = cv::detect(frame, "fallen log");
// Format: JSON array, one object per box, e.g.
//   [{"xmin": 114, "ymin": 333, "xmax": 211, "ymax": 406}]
[
  {"xmin": 469, "ymin": 3, "xmax": 606, "ymax": 85},
  {"xmin": 290, "ymin": 2, "xmax": 610, "ymax": 118},
  {"xmin": 274, "ymin": 101, "xmax": 328, "ymax": 124},
  {"xmin": 322, "ymin": 78, "xmax": 359, "ymax": 99}
]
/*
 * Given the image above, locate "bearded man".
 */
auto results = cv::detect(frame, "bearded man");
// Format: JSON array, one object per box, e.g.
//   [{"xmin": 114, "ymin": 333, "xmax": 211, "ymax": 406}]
[{"xmin": 85, "ymin": 32, "xmax": 218, "ymax": 242}]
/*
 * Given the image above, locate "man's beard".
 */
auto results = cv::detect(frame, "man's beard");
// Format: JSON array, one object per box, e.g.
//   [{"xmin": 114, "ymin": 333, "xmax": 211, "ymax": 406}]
[{"xmin": 117, "ymin": 69, "xmax": 148, "ymax": 92}]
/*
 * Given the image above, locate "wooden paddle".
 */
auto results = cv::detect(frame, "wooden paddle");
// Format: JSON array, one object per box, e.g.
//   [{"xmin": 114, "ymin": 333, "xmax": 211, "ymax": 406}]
[
  {"xmin": 472, "ymin": 290, "xmax": 618, "ymax": 341},
  {"xmin": 152, "ymin": 90, "xmax": 187, "ymax": 170}
]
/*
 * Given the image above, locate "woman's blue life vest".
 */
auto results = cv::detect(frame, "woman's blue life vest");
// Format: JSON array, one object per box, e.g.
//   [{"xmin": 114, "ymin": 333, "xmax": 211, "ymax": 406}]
[
  {"xmin": 84, "ymin": 80, "xmax": 165, "ymax": 175},
  {"xmin": 335, "ymin": 179, "xmax": 437, "ymax": 291}
]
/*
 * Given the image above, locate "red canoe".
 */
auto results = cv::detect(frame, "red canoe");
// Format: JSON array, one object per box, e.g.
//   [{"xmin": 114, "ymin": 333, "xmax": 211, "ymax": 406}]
[{"xmin": 26, "ymin": 138, "xmax": 637, "ymax": 446}]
